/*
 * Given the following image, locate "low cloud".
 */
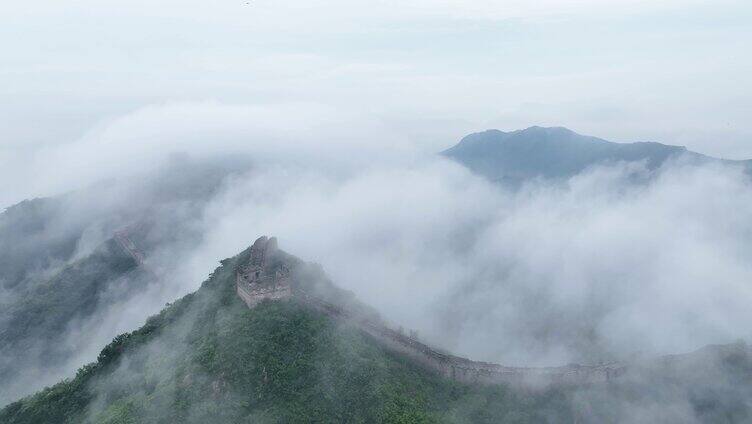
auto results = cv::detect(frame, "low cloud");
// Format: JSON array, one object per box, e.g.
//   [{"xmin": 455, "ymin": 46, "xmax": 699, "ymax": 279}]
[
  {"xmin": 0, "ymin": 102, "xmax": 416, "ymax": 207},
  {"xmin": 3, "ymin": 101, "xmax": 752, "ymax": 405},
  {"xmin": 189, "ymin": 154, "xmax": 752, "ymax": 366}
]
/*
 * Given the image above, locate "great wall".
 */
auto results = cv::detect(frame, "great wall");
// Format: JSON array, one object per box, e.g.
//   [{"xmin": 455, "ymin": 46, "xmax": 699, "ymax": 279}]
[
  {"xmin": 236, "ymin": 236, "xmax": 629, "ymax": 387},
  {"xmin": 114, "ymin": 229, "xmax": 145, "ymax": 266},
  {"xmin": 112, "ymin": 231, "xmax": 746, "ymax": 388}
]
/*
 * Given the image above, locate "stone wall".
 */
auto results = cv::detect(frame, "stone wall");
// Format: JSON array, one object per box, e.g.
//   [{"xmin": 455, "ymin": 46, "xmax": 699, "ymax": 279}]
[
  {"xmin": 236, "ymin": 236, "xmax": 627, "ymax": 388},
  {"xmin": 296, "ymin": 289, "xmax": 626, "ymax": 387},
  {"xmin": 236, "ymin": 236, "xmax": 293, "ymax": 309},
  {"xmin": 236, "ymin": 274, "xmax": 292, "ymax": 308},
  {"xmin": 113, "ymin": 229, "xmax": 145, "ymax": 266}
]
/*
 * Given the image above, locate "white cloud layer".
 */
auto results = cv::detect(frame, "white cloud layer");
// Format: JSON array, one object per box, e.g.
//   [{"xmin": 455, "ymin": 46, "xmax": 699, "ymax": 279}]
[
  {"xmin": 19, "ymin": 101, "xmax": 747, "ymax": 365},
  {"xmin": 189, "ymin": 153, "xmax": 752, "ymax": 365},
  {"xmin": 3, "ymin": 101, "xmax": 752, "ymax": 402}
]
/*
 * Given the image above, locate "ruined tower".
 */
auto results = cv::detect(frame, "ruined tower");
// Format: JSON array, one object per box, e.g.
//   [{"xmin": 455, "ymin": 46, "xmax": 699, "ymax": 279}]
[{"xmin": 236, "ymin": 236, "xmax": 292, "ymax": 307}]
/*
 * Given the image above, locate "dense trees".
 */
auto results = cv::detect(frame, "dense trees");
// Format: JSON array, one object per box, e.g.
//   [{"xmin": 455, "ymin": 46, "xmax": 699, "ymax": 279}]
[
  {"xmin": 3, "ymin": 247, "xmax": 749, "ymax": 423},
  {"xmin": 0, "ymin": 250, "xmax": 570, "ymax": 423}
]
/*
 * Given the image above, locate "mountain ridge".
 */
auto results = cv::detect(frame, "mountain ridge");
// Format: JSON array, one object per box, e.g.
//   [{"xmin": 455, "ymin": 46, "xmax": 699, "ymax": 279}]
[
  {"xmin": 442, "ymin": 126, "xmax": 747, "ymax": 183},
  {"xmin": 2, "ymin": 236, "xmax": 750, "ymax": 423},
  {"xmin": 236, "ymin": 236, "xmax": 627, "ymax": 387},
  {"xmin": 0, "ymin": 239, "xmax": 570, "ymax": 423}
]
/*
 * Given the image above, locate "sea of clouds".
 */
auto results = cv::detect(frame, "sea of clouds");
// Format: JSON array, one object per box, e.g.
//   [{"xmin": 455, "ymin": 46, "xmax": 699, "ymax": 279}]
[{"xmin": 2, "ymin": 101, "xmax": 752, "ymax": 404}]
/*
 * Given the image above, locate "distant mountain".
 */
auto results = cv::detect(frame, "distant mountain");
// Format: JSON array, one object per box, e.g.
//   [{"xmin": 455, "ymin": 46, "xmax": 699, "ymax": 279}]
[
  {"xmin": 442, "ymin": 126, "xmax": 747, "ymax": 183},
  {"xmin": 0, "ymin": 156, "xmax": 252, "ymax": 406},
  {"xmin": 0, "ymin": 235, "xmax": 150, "ymax": 406},
  {"xmin": 0, "ymin": 155, "xmax": 250, "ymax": 291},
  {"xmin": 0, "ymin": 197, "xmax": 90, "ymax": 291},
  {"xmin": 2, "ymin": 238, "xmax": 750, "ymax": 424}
]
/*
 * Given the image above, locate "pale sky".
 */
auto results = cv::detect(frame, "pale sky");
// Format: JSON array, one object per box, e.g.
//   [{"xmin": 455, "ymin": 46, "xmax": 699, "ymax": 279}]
[{"xmin": 1, "ymin": 0, "xmax": 751, "ymax": 176}]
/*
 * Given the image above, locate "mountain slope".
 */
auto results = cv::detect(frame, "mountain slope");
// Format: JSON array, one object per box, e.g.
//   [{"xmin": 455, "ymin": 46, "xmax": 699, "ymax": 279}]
[
  {"xmin": 0, "ymin": 243, "xmax": 571, "ymax": 424},
  {"xmin": 3, "ymin": 240, "xmax": 751, "ymax": 423},
  {"xmin": 0, "ymin": 154, "xmax": 250, "ymax": 292},
  {"xmin": 441, "ymin": 126, "xmax": 744, "ymax": 183},
  {"xmin": 0, "ymin": 156, "xmax": 253, "ymax": 405},
  {"xmin": 0, "ymin": 197, "xmax": 86, "ymax": 290},
  {"xmin": 0, "ymin": 236, "xmax": 150, "ymax": 406}
]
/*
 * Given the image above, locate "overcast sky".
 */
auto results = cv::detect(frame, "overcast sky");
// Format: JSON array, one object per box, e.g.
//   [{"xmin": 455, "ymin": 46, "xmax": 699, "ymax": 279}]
[{"xmin": 1, "ymin": 0, "xmax": 751, "ymax": 198}]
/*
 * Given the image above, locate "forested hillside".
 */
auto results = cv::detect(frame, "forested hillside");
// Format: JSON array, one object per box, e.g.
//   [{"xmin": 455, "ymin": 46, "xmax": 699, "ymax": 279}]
[
  {"xmin": 0, "ymin": 156, "xmax": 252, "ymax": 405},
  {"xmin": 3, "ymin": 243, "xmax": 751, "ymax": 423},
  {"xmin": 0, "ymin": 246, "xmax": 572, "ymax": 424},
  {"xmin": 0, "ymin": 238, "xmax": 148, "ymax": 406}
]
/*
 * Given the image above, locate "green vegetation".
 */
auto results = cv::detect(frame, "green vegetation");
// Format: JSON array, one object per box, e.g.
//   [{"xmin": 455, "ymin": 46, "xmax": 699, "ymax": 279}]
[
  {"xmin": 4, "ymin": 244, "xmax": 750, "ymax": 423},
  {"xmin": 0, "ymin": 239, "xmax": 138, "ymax": 344},
  {"xmin": 0, "ymin": 249, "xmax": 572, "ymax": 424},
  {"xmin": 0, "ymin": 197, "xmax": 81, "ymax": 290},
  {"xmin": 0, "ymin": 238, "xmax": 144, "ymax": 405}
]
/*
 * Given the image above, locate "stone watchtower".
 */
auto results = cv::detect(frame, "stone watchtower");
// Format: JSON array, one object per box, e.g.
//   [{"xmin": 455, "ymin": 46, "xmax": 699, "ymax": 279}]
[{"xmin": 236, "ymin": 236, "xmax": 292, "ymax": 308}]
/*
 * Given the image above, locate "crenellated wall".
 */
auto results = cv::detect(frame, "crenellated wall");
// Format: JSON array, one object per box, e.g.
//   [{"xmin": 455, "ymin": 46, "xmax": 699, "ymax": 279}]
[
  {"xmin": 114, "ymin": 230, "xmax": 145, "ymax": 266},
  {"xmin": 295, "ymin": 289, "xmax": 626, "ymax": 387},
  {"xmin": 236, "ymin": 236, "xmax": 627, "ymax": 387},
  {"xmin": 236, "ymin": 236, "xmax": 294, "ymax": 308},
  {"xmin": 236, "ymin": 274, "xmax": 292, "ymax": 308}
]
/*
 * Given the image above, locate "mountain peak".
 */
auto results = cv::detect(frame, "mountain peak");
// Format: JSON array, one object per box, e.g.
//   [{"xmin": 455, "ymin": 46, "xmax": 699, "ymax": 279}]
[{"xmin": 442, "ymin": 126, "xmax": 710, "ymax": 182}]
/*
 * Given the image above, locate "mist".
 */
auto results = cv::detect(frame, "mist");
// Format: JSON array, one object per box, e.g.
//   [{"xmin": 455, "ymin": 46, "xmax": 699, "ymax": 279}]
[
  {"xmin": 5, "ymin": 101, "xmax": 751, "ymax": 370},
  {"xmin": 0, "ymin": 95, "xmax": 751, "ymax": 424},
  {"xmin": 3, "ymin": 0, "xmax": 752, "ymax": 420},
  {"xmin": 189, "ymin": 149, "xmax": 752, "ymax": 366}
]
